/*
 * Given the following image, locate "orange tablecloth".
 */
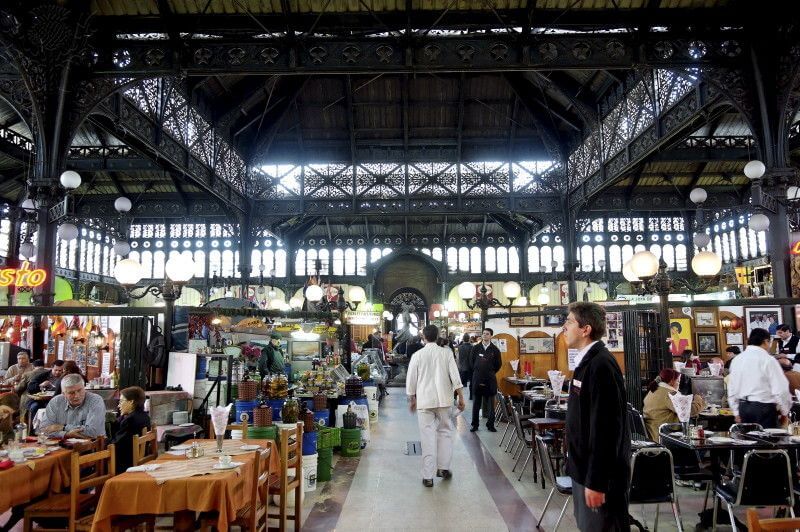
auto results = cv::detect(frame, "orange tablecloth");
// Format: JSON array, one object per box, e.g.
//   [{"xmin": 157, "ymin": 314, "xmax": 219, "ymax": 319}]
[
  {"xmin": 91, "ymin": 439, "xmax": 278, "ymax": 532},
  {"xmin": 0, "ymin": 448, "xmax": 71, "ymax": 513}
]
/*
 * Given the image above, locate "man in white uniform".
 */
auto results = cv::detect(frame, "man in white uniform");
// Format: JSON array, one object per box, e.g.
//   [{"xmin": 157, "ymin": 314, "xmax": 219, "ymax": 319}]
[{"xmin": 406, "ymin": 324, "xmax": 466, "ymax": 487}]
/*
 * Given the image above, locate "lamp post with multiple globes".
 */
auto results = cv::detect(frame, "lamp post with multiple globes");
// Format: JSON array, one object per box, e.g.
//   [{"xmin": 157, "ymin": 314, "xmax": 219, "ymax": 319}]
[
  {"xmin": 304, "ymin": 283, "xmax": 365, "ymax": 372},
  {"xmin": 114, "ymin": 254, "xmax": 196, "ymax": 354},
  {"xmin": 456, "ymin": 280, "xmax": 522, "ymax": 326}
]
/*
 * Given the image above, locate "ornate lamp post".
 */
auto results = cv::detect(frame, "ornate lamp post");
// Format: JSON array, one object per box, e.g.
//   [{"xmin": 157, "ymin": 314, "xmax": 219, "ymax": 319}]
[
  {"xmin": 457, "ymin": 281, "xmax": 521, "ymax": 325},
  {"xmin": 305, "ymin": 284, "xmax": 365, "ymax": 372},
  {"xmin": 114, "ymin": 254, "xmax": 196, "ymax": 354}
]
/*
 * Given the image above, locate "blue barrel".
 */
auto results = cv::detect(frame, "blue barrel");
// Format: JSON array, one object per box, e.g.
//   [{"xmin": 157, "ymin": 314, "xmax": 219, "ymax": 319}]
[
  {"xmin": 302, "ymin": 431, "xmax": 318, "ymax": 455},
  {"xmin": 268, "ymin": 399, "xmax": 284, "ymax": 421},
  {"xmin": 195, "ymin": 356, "xmax": 208, "ymax": 379},
  {"xmin": 338, "ymin": 396, "xmax": 369, "ymax": 409},
  {"xmin": 313, "ymin": 409, "xmax": 330, "ymax": 427},
  {"xmin": 235, "ymin": 399, "xmax": 258, "ymax": 424}
]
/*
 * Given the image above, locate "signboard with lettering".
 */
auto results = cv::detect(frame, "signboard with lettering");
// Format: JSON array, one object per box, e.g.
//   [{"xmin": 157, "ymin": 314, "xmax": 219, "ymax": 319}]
[{"xmin": 0, "ymin": 262, "xmax": 47, "ymax": 287}]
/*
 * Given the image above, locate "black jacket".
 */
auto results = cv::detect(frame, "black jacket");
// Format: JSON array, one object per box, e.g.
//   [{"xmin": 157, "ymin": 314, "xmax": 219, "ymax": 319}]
[
  {"xmin": 457, "ymin": 343, "xmax": 474, "ymax": 373},
  {"xmin": 111, "ymin": 409, "xmax": 152, "ymax": 474},
  {"xmin": 565, "ymin": 341, "xmax": 630, "ymax": 495},
  {"xmin": 778, "ymin": 335, "xmax": 800, "ymax": 362},
  {"xmin": 469, "ymin": 342, "xmax": 502, "ymax": 395},
  {"xmin": 27, "ymin": 369, "xmax": 59, "ymax": 394}
]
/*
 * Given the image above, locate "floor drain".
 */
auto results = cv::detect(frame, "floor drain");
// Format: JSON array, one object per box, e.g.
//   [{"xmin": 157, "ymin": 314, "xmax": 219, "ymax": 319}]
[{"xmin": 404, "ymin": 441, "xmax": 422, "ymax": 455}]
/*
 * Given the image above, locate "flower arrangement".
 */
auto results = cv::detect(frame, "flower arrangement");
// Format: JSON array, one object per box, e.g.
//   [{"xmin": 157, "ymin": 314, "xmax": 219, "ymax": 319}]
[{"xmin": 241, "ymin": 344, "xmax": 262, "ymax": 363}]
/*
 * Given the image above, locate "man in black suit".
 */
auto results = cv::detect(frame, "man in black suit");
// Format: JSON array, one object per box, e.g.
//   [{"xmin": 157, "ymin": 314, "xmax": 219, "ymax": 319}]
[
  {"xmin": 776, "ymin": 324, "xmax": 800, "ymax": 360},
  {"xmin": 469, "ymin": 328, "xmax": 501, "ymax": 432},
  {"xmin": 564, "ymin": 302, "xmax": 630, "ymax": 531}
]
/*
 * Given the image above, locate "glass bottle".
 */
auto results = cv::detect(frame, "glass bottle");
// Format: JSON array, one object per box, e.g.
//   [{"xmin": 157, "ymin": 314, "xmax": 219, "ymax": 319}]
[
  {"xmin": 282, "ymin": 397, "xmax": 300, "ymax": 424},
  {"xmin": 14, "ymin": 421, "xmax": 28, "ymax": 443}
]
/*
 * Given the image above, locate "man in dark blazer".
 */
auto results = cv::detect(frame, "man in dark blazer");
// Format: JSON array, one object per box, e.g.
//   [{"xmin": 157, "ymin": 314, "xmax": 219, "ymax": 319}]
[
  {"xmin": 469, "ymin": 328, "xmax": 502, "ymax": 432},
  {"xmin": 776, "ymin": 324, "xmax": 800, "ymax": 361},
  {"xmin": 564, "ymin": 302, "xmax": 630, "ymax": 531}
]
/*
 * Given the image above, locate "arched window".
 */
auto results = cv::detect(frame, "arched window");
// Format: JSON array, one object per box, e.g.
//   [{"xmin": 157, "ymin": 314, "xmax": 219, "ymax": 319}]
[
  {"xmin": 527, "ymin": 246, "xmax": 539, "ymax": 273},
  {"xmin": 93, "ymin": 242, "xmax": 101, "ymax": 274},
  {"xmin": 263, "ymin": 250, "xmax": 275, "ymax": 276},
  {"xmin": 662, "ymin": 244, "xmax": 675, "ymax": 269},
  {"xmin": 621, "ymin": 245, "xmax": 634, "ymax": 266},
  {"xmin": 757, "ymin": 231, "xmax": 767, "ymax": 256},
  {"xmin": 713, "ymin": 235, "xmax": 722, "ymax": 258},
  {"xmin": 593, "ymin": 245, "xmax": 605, "ymax": 272},
  {"xmin": 580, "ymin": 245, "xmax": 593, "ymax": 271},
  {"xmin": 250, "ymin": 250, "xmax": 261, "ymax": 276},
  {"xmin": 85, "ymin": 240, "xmax": 94, "ymax": 273},
  {"xmin": 485, "ymin": 247, "xmax": 496, "ymax": 272},
  {"xmin": 634, "ymin": 244, "xmax": 646, "ymax": 253},
  {"xmin": 470, "ymin": 247, "xmax": 481, "ymax": 273},
  {"xmin": 153, "ymin": 251, "xmax": 166, "ymax": 278},
  {"xmin": 509, "ymin": 246, "xmax": 520, "ymax": 274},
  {"xmin": 233, "ymin": 251, "xmax": 240, "ymax": 277},
  {"xmin": 721, "ymin": 232, "xmax": 731, "ymax": 263},
  {"xmin": 738, "ymin": 227, "xmax": 749, "ymax": 259},
  {"xmin": 609, "ymin": 245, "xmax": 622, "ymax": 272},
  {"xmin": 221, "ymin": 250, "xmax": 234, "ymax": 277},
  {"xmin": 420, "ymin": 248, "xmax": 431, "ymax": 256},
  {"xmin": 728, "ymin": 230, "xmax": 738, "ymax": 261},
  {"xmin": 344, "ymin": 248, "xmax": 356, "ymax": 275},
  {"xmin": 275, "ymin": 249, "xmax": 287, "ymax": 277},
  {"xmin": 497, "ymin": 246, "xmax": 508, "ymax": 274},
  {"xmin": 333, "ymin": 249, "xmax": 344, "ymax": 275},
  {"xmin": 319, "ymin": 249, "xmax": 330, "ymax": 274},
  {"xmin": 68, "ymin": 239, "xmax": 77, "ymax": 269},
  {"xmin": 129, "ymin": 251, "xmax": 140, "ymax": 265},
  {"xmin": 649, "ymin": 244, "xmax": 661, "ymax": 260},
  {"xmin": 306, "ymin": 249, "xmax": 318, "ymax": 276},
  {"xmin": 58, "ymin": 240, "xmax": 68, "ymax": 268},
  {"xmin": 553, "ymin": 245, "xmax": 565, "ymax": 272},
  {"xmin": 356, "ymin": 248, "xmax": 367, "ymax": 275},
  {"xmin": 432, "ymin": 247, "xmax": 442, "ymax": 261},
  {"xmin": 370, "ymin": 247, "xmax": 382, "ymax": 263},
  {"xmin": 446, "ymin": 247, "xmax": 458, "ymax": 272},
  {"xmin": 295, "ymin": 250, "xmax": 306, "ymax": 276},
  {"xmin": 675, "ymin": 244, "xmax": 687, "ymax": 271},
  {"xmin": 540, "ymin": 246, "xmax": 552, "ymax": 272},
  {"xmin": 383, "ymin": 247, "xmax": 391, "ymax": 257},
  {"xmin": 458, "ymin": 247, "xmax": 469, "ymax": 272},
  {"xmin": 141, "ymin": 251, "xmax": 153, "ymax": 278},
  {"xmin": 194, "ymin": 250, "xmax": 206, "ymax": 278}
]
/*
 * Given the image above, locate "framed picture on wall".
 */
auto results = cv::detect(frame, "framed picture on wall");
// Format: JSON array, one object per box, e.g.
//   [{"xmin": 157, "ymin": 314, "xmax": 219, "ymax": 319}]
[
  {"xmin": 543, "ymin": 313, "xmax": 565, "ymax": 327},
  {"xmin": 694, "ymin": 309, "xmax": 718, "ymax": 328},
  {"xmin": 603, "ymin": 311, "xmax": 624, "ymax": 352},
  {"xmin": 697, "ymin": 332, "xmax": 719, "ymax": 354},
  {"xmin": 725, "ymin": 332, "xmax": 744, "ymax": 345},
  {"xmin": 509, "ymin": 306, "xmax": 540, "ymax": 327},
  {"xmin": 521, "ymin": 337, "xmax": 555, "ymax": 354},
  {"xmin": 745, "ymin": 307, "xmax": 783, "ymax": 337}
]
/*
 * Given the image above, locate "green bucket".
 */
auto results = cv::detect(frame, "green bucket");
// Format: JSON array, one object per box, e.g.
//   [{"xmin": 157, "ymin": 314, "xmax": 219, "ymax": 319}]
[
  {"xmin": 248, "ymin": 426, "xmax": 278, "ymax": 441},
  {"xmin": 340, "ymin": 428, "xmax": 361, "ymax": 457},
  {"xmin": 317, "ymin": 447, "xmax": 333, "ymax": 482}
]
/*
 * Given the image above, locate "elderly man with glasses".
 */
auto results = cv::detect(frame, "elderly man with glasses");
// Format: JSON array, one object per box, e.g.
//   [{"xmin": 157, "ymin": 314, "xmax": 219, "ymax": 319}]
[{"xmin": 40, "ymin": 373, "xmax": 107, "ymax": 439}]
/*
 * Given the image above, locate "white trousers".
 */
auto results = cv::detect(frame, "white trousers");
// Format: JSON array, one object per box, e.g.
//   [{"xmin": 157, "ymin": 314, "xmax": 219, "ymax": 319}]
[{"xmin": 417, "ymin": 406, "xmax": 454, "ymax": 480}]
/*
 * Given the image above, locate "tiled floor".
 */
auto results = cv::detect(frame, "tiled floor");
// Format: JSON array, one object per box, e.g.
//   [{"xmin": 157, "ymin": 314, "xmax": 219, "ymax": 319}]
[{"xmin": 1, "ymin": 394, "xmax": 755, "ymax": 531}]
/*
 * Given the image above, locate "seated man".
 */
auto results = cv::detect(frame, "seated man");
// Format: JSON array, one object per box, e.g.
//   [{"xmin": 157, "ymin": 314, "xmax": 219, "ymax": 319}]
[
  {"xmin": 24, "ymin": 360, "xmax": 64, "ymax": 425},
  {"xmin": 2, "ymin": 351, "xmax": 34, "ymax": 386},
  {"xmin": 40, "ymin": 373, "xmax": 107, "ymax": 439}
]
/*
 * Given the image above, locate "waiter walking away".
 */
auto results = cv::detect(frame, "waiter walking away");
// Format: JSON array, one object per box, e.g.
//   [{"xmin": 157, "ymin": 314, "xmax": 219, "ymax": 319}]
[
  {"xmin": 406, "ymin": 324, "xmax": 466, "ymax": 487},
  {"xmin": 469, "ymin": 328, "xmax": 502, "ymax": 432},
  {"xmin": 728, "ymin": 327, "xmax": 792, "ymax": 428},
  {"xmin": 563, "ymin": 302, "xmax": 630, "ymax": 531}
]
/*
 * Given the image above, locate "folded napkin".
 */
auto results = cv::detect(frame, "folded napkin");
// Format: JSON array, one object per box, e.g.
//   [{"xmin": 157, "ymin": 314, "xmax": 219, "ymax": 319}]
[
  {"xmin": 510, "ymin": 359, "xmax": 519, "ymax": 372},
  {"xmin": 0, "ymin": 459, "xmax": 13, "ymax": 470},
  {"xmin": 668, "ymin": 393, "xmax": 693, "ymax": 423},
  {"xmin": 165, "ymin": 450, "xmax": 186, "ymax": 456},
  {"xmin": 127, "ymin": 464, "xmax": 161, "ymax": 472}
]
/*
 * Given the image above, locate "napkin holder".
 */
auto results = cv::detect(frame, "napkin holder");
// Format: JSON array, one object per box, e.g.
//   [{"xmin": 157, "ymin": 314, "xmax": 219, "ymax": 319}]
[
  {"xmin": 790, "ymin": 422, "xmax": 800, "ymax": 436},
  {"xmin": 185, "ymin": 442, "xmax": 205, "ymax": 459}
]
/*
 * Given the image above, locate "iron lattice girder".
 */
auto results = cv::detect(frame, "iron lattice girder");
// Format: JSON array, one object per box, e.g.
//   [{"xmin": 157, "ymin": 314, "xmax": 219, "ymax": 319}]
[{"xmin": 90, "ymin": 33, "xmax": 746, "ymax": 76}]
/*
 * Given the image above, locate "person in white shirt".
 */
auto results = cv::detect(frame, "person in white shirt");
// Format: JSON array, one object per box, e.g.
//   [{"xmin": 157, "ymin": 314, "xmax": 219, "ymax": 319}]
[
  {"xmin": 728, "ymin": 327, "xmax": 792, "ymax": 429},
  {"xmin": 406, "ymin": 324, "xmax": 466, "ymax": 487}
]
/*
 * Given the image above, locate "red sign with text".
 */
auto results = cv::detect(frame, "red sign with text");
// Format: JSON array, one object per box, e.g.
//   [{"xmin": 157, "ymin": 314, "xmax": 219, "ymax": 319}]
[{"xmin": 0, "ymin": 261, "xmax": 47, "ymax": 288}]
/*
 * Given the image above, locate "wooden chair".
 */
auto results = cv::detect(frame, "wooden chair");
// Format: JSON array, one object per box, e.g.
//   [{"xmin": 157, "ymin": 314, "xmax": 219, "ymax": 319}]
[
  {"xmin": 23, "ymin": 444, "xmax": 116, "ymax": 532},
  {"xmin": 133, "ymin": 429, "xmax": 158, "ymax": 466},
  {"xmin": 70, "ymin": 436, "xmax": 106, "ymax": 455},
  {"xmin": 211, "ymin": 418, "xmax": 249, "ymax": 439},
  {"xmin": 747, "ymin": 508, "xmax": 800, "ymax": 531},
  {"xmin": 268, "ymin": 422, "xmax": 303, "ymax": 532}
]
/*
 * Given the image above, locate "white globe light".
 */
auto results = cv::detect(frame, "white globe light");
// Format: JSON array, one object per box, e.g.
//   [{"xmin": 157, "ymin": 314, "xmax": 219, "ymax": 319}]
[
  {"xmin": 305, "ymin": 284, "xmax": 324, "ymax": 302},
  {"xmin": 457, "ymin": 281, "xmax": 475, "ymax": 300},
  {"xmin": 113, "ymin": 241, "xmax": 131, "ymax": 256},
  {"xmin": 269, "ymin": 299, "xmax": 284, "ymax": 310},
  {"xmin": 19, "ymin": 242, "xmax": 36, "ymax": 260},
  {"xmin": 289, "ymin": 297, "xmax": 303, "ymax": 309},
  {"xmin": 689, "ymin": 187, "xmax": 707, "ymax": 204},
  {"xmin": 599, "ymin": 281, "xmax": 608, "ymax": 290},
  {"xmin": 691, "ymin": 251, "xmax": 722, "ymax": 277},
  {"xmin": 472, "ymin": 312, "xmax": 481, "ymax": 321},
  {"xmin": 57, "ymin": 223, "xmax": 79, "ymax": 242},
  {"xmin": 744, "ymin": 160, "xmax": 766, "ymax": 180},
  {"xmin": 457, "ymin": 313, "xmax": 466, "ymax": 321},
  {"xmin": 630, "ymin": 251, "xmax": 659, "ymax": 278},
  {"xmin": 433, "ymin": 310, "xmax": 441, "ymax": 318},
  {"xmin": 514, "ymin": 296, "xmax": 528, "ymax": 307},
  {"xmin": 382, "ymin": 310, "xmax": 394, "ymax": 320},
  {"xmin": 749, "ymin": 213, "xmax": 770, "ymax": 232},
  {"xmin": 59, "ymin": 170, "xmax": 82, "ymax": 190},
  {"xmin": 540, "ymin": 285, "xmax": 549, "ymax": 294},
  {"xmin": 537, "ymin": 292, "xmax": 550, "ymax": 305},
  {"xmin": 165, "ymin": 255, "xmax": 195, "ymax": 283},
  {"xmin": 114, "ymin": 196, "xmax": 133, "ymax": 213},
  {"xmin": 20, "ymin": 199, "xmax": 36, "ymax": 212},
  {"xmin": 114, "ymin": 258, "xmax": 143, "ymax": 286},
  {"xmin": 788, "ymin": 186, "xmax": 800, "ymax": 201},
  {"xmin": 622, "ymin": 261, "xmax": 640, "ymax": 282},
  {"xmin": 348, "ymin": 286, "xmax": 366, "ymax": 303},
  {"xmin": 502, "ymin": 281, "xmax": 522, "ymax": 300},
  {"xmin": 693, "ymin": 232, "xmax": 711, "ymax": 248}
]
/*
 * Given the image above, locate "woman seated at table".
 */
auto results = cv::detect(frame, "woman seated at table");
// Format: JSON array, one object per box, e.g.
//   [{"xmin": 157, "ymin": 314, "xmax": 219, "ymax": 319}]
[
  {"xmin": 643, "ymin": 368, "xmax": 706, "ymax": 440},
  {"xmin": 682, "ymin": 349, "xmax": 708, "ymax": 373},
  {"xmin": 110, "ymin": 386, "xmax": 151, "ymax": 473}
]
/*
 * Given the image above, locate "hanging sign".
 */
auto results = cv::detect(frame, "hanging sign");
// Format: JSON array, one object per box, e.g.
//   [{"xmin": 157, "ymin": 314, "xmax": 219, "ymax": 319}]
[
  {"xmin": 0, "ymin": 261, "xmax": 47, "ymax": 288},
  {"xmin": 790, "ymin": 241, "xmax": 800, "ymax": 255}
]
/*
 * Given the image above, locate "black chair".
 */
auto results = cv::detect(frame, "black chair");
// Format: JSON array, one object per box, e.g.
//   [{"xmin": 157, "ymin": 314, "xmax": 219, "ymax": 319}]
[
  {"xmin": 629, "ymin": 446, "xmax": 684, "ymax": 531},
  {"xmin": 726, "ymin": 422, "xmax": 764, "ymax": 479},
  {"xmin": 658, "ymin": 423, "xmax": 714, "ymax": 513},
  {"xmin": 712, "ymin": 449, "xmax": 795, "ymax": 532},
  {"xmin": 627, "ymin": 403, "xmax": 649, "ymax": 441},
  {"xmin": 504, "ymin": 395, "xmax": 533, "ymax": 453},
  {"xmin": 510, "ymin": 405, "xmax": 539, "ymax": 483},
  {"xmin": 535, "ymin": 434, "xmax": 572, "ymax": 531}
]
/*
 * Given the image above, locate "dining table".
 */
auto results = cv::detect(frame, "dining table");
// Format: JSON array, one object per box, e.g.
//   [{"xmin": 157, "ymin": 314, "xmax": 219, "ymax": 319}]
[{"xmin": 90, "ymin": 438, "xmax": 278, "ymax": 532}]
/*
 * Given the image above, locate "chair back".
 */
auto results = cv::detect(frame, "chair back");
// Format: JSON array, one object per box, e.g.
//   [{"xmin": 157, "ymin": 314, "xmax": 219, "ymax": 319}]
[
  {"xmin": 245, "ymin": 445, "xmax": 272, "ymax": 531},
  {"xmin": 133, "ymin": 430, "xmax": 158, "ymax": 465},
  {"xmin": 510, "ymin": 405, "xmax": 528, "ymax": 441},
  {"xmin": 212, "ymin": 419, "xmax": 249, "ymax": 438},
  {"xmin": 70, "ymin": 444, "xmax": 116, "ymax": 527},
  {"xmin": 503, "ymin": 395, "xmax": 515, "ymax": 419},
  {"xmin": 627, "ymin": 403, "xmax": 649, "ymax": 440},
  {"xmin": 736, "ymin": 450, "xmax": 794, "ymax": 507},
  {"xmin": 746, "ymin": 508, "xmax": 800, "ymax": 531},
  {"xmin": 279, "ymin": 422, "xmax": 303, "ymax": 472},
  {"xmin": 658, "ymin": 423, "xmax": 704, "ymax": 477},
  {"xmin": 535, "ymin": 434, "xmax": 557, "ymax": 486},
  {"xmin": 730, "ymin": 423, "xmax": 763, "ymax": 435},
  {"xmin": 72, "ymin": 436, "xmax": 106, "ymax": 454},
  {"xmin": 629, "ymin": 447, "xmax": 675, "ymax": 504}
]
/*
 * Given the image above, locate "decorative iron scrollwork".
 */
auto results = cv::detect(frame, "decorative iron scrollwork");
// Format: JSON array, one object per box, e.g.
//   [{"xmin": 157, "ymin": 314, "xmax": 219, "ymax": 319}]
[
  {"xmin": 489, "ymin": 43, "xmax": 508, "ymax": 62},
  {"xmin": 309, "ymin": 46, "xmax": 327, "ymax": 64},
  {"xmin": 260, "ymin": 47, "xmax": 279, "ymax": 64},
  {"xmin": 375, "ymin": 44, "xmax": 393, "ymax": 63},
  {"xmin": 342, "ymin": 45, "xmax": 362, "ymax": 64},
  {"xmin": 194, "ymin": 48, "xmax": 212, "ymax": 65}
]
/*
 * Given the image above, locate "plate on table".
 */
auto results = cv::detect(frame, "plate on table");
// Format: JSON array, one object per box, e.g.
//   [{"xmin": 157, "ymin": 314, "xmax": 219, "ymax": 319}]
[
  {"xmin": 212, "ymin": 462, "xmax": 243, "ymax": 470},
  {"xmin": 707, "ymin": 436, "xmax": 736, "ymax": 444},
  {"xmin": 790, "ymin": 436, "xmax": 800, "ymax": 443},
  {"xmin": 179, "ymin": 423, "xmax": 195, "ymax": 427},
  {"xmin": 0, "ymin": 450, "xmax": 7, "ymax": 458},
  {"xmin": 170, "ymin": 444, "xmax": 191, "ymax": 451},
  {"xmin": 765, "ymin": 428, "xmax": 789, "ymax": 435},
  {"xmin": 240, "ymin": 444, "xmax": 261, "ymax": 451}
]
